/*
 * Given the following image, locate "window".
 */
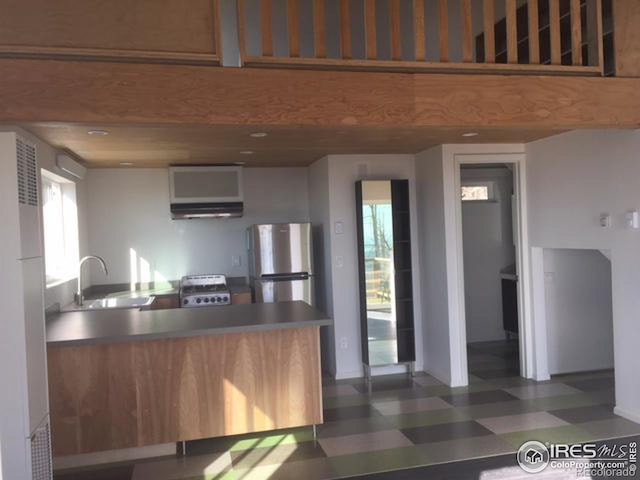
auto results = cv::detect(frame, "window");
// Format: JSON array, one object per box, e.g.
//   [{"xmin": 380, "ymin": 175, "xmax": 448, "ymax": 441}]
[
  {"xmin": 461, "ymin": 181, "xmax": 495, "ymax": 202},
  {"xmin": 42, "ymin": 170, "xmax": 79, "ymax": 286}
]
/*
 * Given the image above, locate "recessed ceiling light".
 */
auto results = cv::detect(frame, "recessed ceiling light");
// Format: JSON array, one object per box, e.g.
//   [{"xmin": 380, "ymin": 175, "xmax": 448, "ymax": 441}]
[
  {"xmin": 462, "ymin": 132, "xmax": 479, "ymax": 137},
  {"xmin": 239, "ymin": 150, "xmax": 254, "ymax": 155},
  {"xmin": 119, "ymin": 162, "xmax": 134, "ymax": 166},
  {"xmin": 87, "ymin": 130, "xmax": 109, "ymax": 136},
  {"xmin": 249, "ymin": 132, "xmax": 268, "ymax": 138}
]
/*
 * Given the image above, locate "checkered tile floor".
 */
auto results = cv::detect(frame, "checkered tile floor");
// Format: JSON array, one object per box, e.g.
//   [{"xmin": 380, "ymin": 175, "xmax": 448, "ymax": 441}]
[{"xmin": 55, "ymin": 341, "xmax": 640, "ymax": 480}]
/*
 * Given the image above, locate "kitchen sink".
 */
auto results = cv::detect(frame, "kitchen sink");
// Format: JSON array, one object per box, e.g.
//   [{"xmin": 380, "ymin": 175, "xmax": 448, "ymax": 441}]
[{"xmin": 65, "ymin": 296, "xmax": 155, "ymax": 311}]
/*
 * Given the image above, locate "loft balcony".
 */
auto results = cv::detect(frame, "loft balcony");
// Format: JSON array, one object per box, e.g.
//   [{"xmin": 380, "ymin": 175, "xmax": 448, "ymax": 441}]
[
  {"xmin": 237, "ymin": 0, "xmax": 614, "ymax": 76},
  {"xmin": 0, "ymin": 0, "xmax": 621, "ymax": 77},
  {"xmin": 0, "ymin": 0, "xmax": 639, "ymax": 134}
]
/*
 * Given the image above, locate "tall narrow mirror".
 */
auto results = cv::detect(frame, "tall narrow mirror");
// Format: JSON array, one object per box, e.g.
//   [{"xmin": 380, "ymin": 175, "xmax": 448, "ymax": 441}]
[{"xmin": 356, "ymin": 180, "xmax": 415, "ymax": 370}]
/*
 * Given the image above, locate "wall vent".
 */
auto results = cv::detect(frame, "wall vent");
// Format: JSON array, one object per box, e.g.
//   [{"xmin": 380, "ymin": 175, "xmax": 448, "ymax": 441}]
[
  {"xmin": 30, "ymin": 420, "xmax": 52, "ymax": 480},
  {"xmin": 17, "ymin": 138, "xmax": 38, "ymax": 206}
]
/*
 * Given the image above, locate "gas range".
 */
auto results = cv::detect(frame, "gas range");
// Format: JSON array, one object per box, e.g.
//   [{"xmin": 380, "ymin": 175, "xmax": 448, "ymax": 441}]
[{"xmin": 180, "ymin": 274, "xmax": 231, "ymax": 308}]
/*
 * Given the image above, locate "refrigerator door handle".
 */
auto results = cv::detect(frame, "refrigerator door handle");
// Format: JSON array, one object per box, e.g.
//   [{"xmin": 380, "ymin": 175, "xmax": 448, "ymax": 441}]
[{"xmin": 260, "ymin": 272, "xmax": 310, "ymax": 281}]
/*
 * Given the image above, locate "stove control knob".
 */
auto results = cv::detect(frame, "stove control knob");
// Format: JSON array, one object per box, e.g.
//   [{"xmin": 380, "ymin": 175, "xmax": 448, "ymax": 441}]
[
  {"xmin": 204, "ymin": 297, "xmax": 209, "ymax": 303},
  {"xmin": 223, "ymin": 296, "xmax": 229, "ymax": 303},
  {"xmin": 196, "ymin": 298, "xmax": 202, "ymax": 304},
  {"xmin": 214, "ymin": 296, "xmax": 220, "ymax": 302},
  {"xmin": 183, "ymin": 299, "xmax": 189, "ymax": 305}
]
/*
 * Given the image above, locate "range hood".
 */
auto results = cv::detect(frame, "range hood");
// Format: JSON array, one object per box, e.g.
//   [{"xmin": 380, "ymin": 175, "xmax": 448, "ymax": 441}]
[{"xmin": 169, "ymin": 166, "xmax": 243, "ymax": 219}]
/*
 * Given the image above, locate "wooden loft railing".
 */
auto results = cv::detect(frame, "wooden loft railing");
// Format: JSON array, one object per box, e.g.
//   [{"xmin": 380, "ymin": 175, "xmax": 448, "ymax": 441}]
[{"xmin": 237, "ymin": 0, "xmax": 606, "ymax": 76}]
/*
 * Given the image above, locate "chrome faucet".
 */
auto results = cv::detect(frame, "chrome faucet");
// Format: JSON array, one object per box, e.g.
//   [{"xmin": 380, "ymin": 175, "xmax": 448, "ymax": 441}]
[{"xmin": 75, "ymin": 255, "xmax": 108, "ymax": 306}]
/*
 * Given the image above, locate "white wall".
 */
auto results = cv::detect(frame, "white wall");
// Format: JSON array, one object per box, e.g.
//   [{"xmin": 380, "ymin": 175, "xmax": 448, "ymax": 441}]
[
  {"xmin": 415, "ymin": 146, "xmax": 455, "ymax": 383},
  {"xmin": 311, "ymin": 154, "xmax": 423, "ymax": 379},
  {"xmin": 527, "ymin": 129, "xmax": 640, "ymax": 423},
  {"xmin": 461, "ymin": 167, "xmax": 515, "ymax": 343},
  {"xmin": 308, "ymin": 157, "xmax": 336, "ymax": 375},
  {"xmin": 85, "ymin": 167, "xmax": 309, "ymax": 285},
  {"xmin": 544, "ymin": 249, "xmax": 613, "ymax": 375}
]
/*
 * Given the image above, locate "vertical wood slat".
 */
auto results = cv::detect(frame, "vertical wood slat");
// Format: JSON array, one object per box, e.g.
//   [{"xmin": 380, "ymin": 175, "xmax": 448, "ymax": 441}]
[
  {"xmin": 237, "ymin": 0, "xmax": 247, "ymax": 60},
  {"xmin": 390, "ymin": 0, "xmax": 401, "ymax": 60},
  {"xmin": 528, "ymin": 0, "xmax": 540, "ymax": 64},
  {"xmin": 571, "ymin": 0, "xmax": 583, "ymax": 65},
  {"xmin": 261, "ymin": 0, "xmax": 273, "ymax": 56},
  {"xmin": 483, "ymin": 0, "xmax": 495, "ymax": 63},
  {"xmin": 506, "ymin": 0, "xmax": 518, "ymax": 63},
  {"xmin": 414, "ymin": 0, "xmax": 425, "ymax": 61},
  {"xmin": 591, "ymin": 0, "xmax": 605, "ymax": 75},
  {"xmin": 364, "ymin": 0, "xmax": 377, "ymax": 60},
  {"xmin": 461, "ymin": 0, "xmax": 473, "ymax": 62},
  {"xmin": 287, "ymin": 0, "xmax": 300, "ymax": 57},
  {"xmin": 549, "ymin": 0, "xmax": 562, "ymax": 64},
  {"xmin": 314, "ymin": 0, "xmax": 326, "ymax": 58},
  {"xmin": 340, "ymin": 0, "xmax": 352, "ymax": 59},
  {"xmin": 213, "ymin": 0, "xmax": 223, "ymax": 61},
  {"xmin": 438, "ymin": 0, "xmax": 449, "ymax": 62}
]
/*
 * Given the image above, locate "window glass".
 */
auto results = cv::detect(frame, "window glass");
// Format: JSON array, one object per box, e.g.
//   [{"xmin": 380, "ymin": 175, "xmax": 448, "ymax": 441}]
[
  {"xmin": 42, "ymin": 170, "xmax": 79, "ymax": 286},
  {"xmin": 461, "ymin": 182, "xmax": 495, "ymax": 202}
]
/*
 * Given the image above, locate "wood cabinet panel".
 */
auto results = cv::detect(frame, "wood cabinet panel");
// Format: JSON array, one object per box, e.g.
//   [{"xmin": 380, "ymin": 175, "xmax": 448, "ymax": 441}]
[
  {"xmin": 613, "ymin": 0, "xmax": 640, "ymax": 77},
  {"xmin": 0, "ymin": 0, "xmax": 220, "ymax": 62},
  {"xmin": 48, "ymin": 327, "xmax": 322, "ymax": 456},
  {"xmin": 231, "ymin": 292, "xmax": 252, "ymax": 305}
]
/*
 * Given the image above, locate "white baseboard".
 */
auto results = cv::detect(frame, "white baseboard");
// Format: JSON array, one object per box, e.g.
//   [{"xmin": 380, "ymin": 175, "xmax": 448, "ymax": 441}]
[
  {"xmin": 54, "ymin": 443, "xmax": 176, "ymax": 470},
  {"xmin": 614, "ymin": 406, "xmax": 640, "ymax": 425}
]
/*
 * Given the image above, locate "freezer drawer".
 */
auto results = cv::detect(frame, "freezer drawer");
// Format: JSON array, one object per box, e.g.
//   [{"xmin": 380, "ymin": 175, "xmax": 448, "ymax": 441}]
[{"xmin": 252, "ymin": 277, "xmax": 314, "ymax": 306}]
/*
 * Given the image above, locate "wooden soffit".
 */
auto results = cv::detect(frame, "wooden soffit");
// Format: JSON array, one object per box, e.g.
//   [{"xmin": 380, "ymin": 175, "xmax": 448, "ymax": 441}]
[{"xmin": 1, "ymin": 59, "xmax": 640, "ymax": 130}]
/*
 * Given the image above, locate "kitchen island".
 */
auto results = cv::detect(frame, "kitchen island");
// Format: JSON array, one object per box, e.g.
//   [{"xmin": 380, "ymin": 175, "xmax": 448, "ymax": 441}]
[{"xmin": 46, "ymin": 301, "xmax": 331, "ymax": 456}]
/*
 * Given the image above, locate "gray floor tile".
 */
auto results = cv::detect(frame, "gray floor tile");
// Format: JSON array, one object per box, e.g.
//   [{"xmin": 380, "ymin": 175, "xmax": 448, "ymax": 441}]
[
  {"xmin": 578, "ymin": 417, "xmax": 640, "ymax": 440},
  {"xmin": 318, "ymin": 429, "xmax": 413, "ymax": 457},
  {"xmin": 412, "ymin": 375, "xmax": 445, "ymax": 387},
  {"xmin": 230, "ymin": 442, "xmax": 326, "ymax": 469},
  {"xmin": 459, "ymin": 399, "xmax": 541, "ymax": 420},
  {"xmin": 322, "ymin": 384, "xmax": 360, "ymax": 398},
  {"xmin": 505, "ymin": 383, "xmax": 582, "ymax": 399},
  {"xmin": 440, "ymin": 389, "xmax": 519, "ymax": 407},
  {"xmin": 131, "ymin": 452, "xmax": 232, "ymax": 480},
  {"xmin": 416, "ymin": 435, "xmax": 515, "ymax": 464},
  {"xmin": 316, "ymin": 416, "xmax": 395, "ymax": 439},
  {"xmin": 323, "ymin": 404, "xmax": 382, "ymax": 422},
  {"xmin": 476, "ymin": 411, "xmax": 569, "ymax": 434},
  {"xmin": 372, "ymin": 396, "xmax": 453, "ymax": 416},
  {"xmin": 401, "ymin": 421, "xmax": 494, "ymax": 444},
  {"xmin": 232, "ymin": 457, "xmax": 334, "ymax": 480},
  {"xmin": 549, "ymin": 405, "xmax": 617, "ymax": 424},
  {"xmin": 54, "ymin": 466, "xmax": 134, "ymax": 480},
  {"xmin": 566, "ymin": 377, "xmax": 616, "ymax": 392}
]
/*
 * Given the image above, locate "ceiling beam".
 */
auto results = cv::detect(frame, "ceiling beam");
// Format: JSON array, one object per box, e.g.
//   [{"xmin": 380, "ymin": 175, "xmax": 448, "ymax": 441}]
[{"xmin": 1, "ymin": 59, "xmax": 640, "ymax": 129}]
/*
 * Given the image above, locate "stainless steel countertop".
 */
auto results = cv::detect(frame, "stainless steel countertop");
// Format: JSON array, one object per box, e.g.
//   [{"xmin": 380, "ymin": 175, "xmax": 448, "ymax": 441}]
[{"xmin": 47, "ymin": 301, "xmax": 332, "ymax": 347}]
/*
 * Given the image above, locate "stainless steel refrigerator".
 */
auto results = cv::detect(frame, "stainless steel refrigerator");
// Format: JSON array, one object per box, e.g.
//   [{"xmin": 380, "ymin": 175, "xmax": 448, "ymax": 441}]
[{"xmin": 248, "ymin": 223, "xmax": 314, "ymax": 305}]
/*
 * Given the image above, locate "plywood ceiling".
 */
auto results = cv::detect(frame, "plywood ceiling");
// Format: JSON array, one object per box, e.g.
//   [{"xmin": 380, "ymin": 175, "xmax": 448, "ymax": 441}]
[{"xmin": 23, "ymin": 123, "xmax": 562, "ymax": 167}]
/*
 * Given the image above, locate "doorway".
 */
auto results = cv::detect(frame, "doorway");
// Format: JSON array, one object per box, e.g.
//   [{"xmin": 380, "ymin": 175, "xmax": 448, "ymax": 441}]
[{"xmin": 459, "ymin": 164, "xmax": 521, "ymax": 380}]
